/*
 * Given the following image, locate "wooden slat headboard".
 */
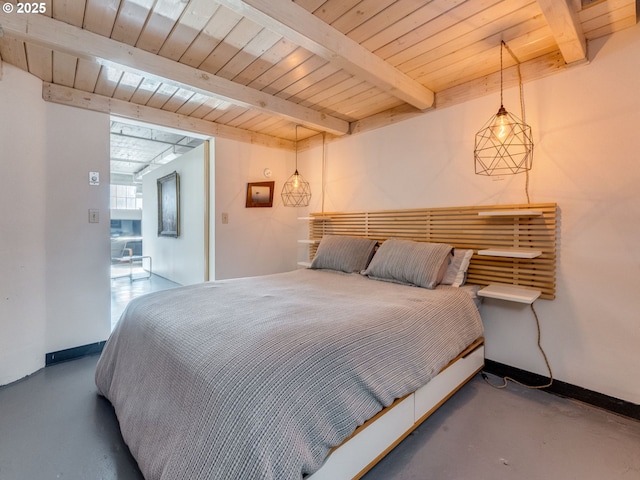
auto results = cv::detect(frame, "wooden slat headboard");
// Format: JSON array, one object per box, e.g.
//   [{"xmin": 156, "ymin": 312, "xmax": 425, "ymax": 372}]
[{"xmin": 306, "ymin": 203, "xmax": 557, "ymax": 299}]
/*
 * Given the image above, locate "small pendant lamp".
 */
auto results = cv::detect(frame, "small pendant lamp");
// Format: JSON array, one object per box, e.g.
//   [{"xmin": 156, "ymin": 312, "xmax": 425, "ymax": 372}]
[
  {"xmin": 282, "ymin": 125, "xmax": 311, "ymax": 207},
  {"xmin": 474, "ymin": 41, "xmax": 533, "ymax": 176}
]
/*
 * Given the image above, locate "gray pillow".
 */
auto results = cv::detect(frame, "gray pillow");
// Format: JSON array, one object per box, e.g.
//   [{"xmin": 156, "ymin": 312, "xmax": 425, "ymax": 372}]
[
  {"xmin": 363, "ymin": 238, "xmax": 453, "ymax": 289},
  {"xmin": 310, "ymin": 235, "xmax": 377, "ymax": 273}
]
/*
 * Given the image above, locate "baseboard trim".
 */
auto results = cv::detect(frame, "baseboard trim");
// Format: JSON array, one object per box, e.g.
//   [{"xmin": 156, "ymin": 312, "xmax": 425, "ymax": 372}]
[
  {"xmin": 45, "ymin": 341, "xmax": 106, "ymax": 366},
  {"xmin": 483, "ymin": 359, "xmax": 640, "ymax": 421}
]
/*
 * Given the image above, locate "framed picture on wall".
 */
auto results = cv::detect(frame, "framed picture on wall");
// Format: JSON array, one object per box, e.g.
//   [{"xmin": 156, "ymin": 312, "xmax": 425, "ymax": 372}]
[
  {"xmin": 246, "ymin": 181, "xmax": 275, "ymax": 208},
  {"xmin": 157, "ymin": 171, "xmax": 180, "ymax": 237}
]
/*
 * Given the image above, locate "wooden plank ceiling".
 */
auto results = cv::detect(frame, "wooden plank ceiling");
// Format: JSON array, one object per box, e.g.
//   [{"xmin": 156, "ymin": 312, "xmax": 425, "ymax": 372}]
[{"xmin": 0, "ymin": 0, "xmax": 636, "ymax": 149}]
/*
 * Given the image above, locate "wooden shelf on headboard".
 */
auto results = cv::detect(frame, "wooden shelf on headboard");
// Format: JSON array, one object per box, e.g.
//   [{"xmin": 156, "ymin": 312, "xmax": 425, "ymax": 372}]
[
  {"xmin": 478, "ymin": 283, "xmax": 542, "ymax": 304},
  {"xmin": 477, "ymin": 247, "xmax": 542, "ymax": 258},
  {"xmin": 305, "ymin": 203, "xmax": 557, "ymax": 300},
  {"xmin": 478, "ymin": 209, "xmax": 543, "ymax": 217}
]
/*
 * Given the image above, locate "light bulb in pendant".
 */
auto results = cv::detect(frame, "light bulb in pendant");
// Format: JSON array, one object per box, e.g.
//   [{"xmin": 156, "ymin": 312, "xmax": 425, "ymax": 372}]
[{"xmin": 491, "ymin": 105, "xmax": 509, "ymax": 141}]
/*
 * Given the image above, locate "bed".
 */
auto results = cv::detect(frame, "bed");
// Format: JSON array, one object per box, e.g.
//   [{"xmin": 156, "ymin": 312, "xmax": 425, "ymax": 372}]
[{"xmin": 96, "ymin": 236, "xmax": 484, "ymax": 480}]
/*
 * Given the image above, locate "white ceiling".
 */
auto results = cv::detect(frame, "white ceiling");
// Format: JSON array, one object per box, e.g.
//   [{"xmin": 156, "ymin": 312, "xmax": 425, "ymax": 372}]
[{"xmin": 110, "ymin": 120, "xmax": 204, "ymax": 181}]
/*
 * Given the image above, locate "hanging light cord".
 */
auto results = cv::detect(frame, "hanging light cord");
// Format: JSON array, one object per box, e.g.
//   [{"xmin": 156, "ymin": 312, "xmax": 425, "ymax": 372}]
[
  {"xmin": 482, "ymin": 303, "xmax": 553, "ymax": 390},
  {"xmin": 502, "ymin": 40, "xmax": 531, "ymax": 203},
  {"xmin": 321, "ymin": 132, "xmax": 326, "ymax": 214},
  {"xmin": 294, "ymin": 124, "xmax": 299, "ymax": 171},
  {"xmin": 498, "ymin": 41, "xmax": 504, "ymax": 107}
]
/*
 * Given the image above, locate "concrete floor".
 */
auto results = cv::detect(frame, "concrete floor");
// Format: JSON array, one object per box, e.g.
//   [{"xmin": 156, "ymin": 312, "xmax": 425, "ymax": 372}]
[
  {"xmin": 111, "ymin": 273, "xmax": 180, "ymax": 328},
  {"xmin": 1, "ymin": 354, "xmax": 639, "ymax": 480},
  {"xmin": 366, "ymin": 376, "xmax": 640, "ymax": 480}
]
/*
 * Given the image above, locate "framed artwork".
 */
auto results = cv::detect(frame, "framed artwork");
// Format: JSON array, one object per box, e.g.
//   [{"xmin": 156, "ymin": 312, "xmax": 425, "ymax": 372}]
[
  {"xmin": 157, "ymin": 171, "xmax": 180, "ymax": 237},
  {"xmin": 246, "ymin": 181, "xmax": 275, "ymax": 208}
]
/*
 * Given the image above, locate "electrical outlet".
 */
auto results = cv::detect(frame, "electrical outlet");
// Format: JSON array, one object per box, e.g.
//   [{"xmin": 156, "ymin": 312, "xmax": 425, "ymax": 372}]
[
  {"xmin": 221, "ymin": 212, "xmax": 229, "ymax": 224},
  {"xmin": 89, "ymin": 209, "xmax": 99, "ymax": 223}
]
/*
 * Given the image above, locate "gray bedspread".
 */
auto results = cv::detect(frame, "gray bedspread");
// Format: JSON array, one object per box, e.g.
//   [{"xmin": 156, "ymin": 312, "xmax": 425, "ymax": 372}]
[{"xmin": 95, "ymin": 269, "xmax": 483, "ymax": 480}]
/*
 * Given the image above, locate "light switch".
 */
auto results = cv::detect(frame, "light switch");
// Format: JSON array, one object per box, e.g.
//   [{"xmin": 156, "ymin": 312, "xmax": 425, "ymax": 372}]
[
  {"xmin": 89, "ymin": 209, "xmax": 99, "ymax": 223},
  {"xmin": 221, "ymin": 212, "xmax": 229, "ymax": 224}
]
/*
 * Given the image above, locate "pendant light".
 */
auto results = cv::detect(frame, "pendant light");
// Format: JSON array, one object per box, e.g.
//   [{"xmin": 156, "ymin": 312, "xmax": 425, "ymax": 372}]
[
  {"xmin": 282, "ymin": 125, "xmax": 311, "ymax": 207},
  {"xmin": 474, "ymin": 41, "xmax": 533, "ymax": 176}
]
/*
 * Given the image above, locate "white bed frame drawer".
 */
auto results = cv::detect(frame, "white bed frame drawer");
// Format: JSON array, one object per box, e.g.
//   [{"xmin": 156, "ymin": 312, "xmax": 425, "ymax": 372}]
[
  {"xmin": 414, "ymin": 345, "xmax": 485, "ymax": 421},
  {"xmin": 309, "ymin": 343, "xmax": 484, "ymax": 480},
  {"xmin": 309, "ymin": 394, "xmax": 414, "ymax": 480}
]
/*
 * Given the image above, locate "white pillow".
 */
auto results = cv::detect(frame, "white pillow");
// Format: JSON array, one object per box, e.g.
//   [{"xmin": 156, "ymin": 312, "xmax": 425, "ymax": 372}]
[{"xmin": 441, "ymin": 248, "xmax": 474, "ymax": 287}]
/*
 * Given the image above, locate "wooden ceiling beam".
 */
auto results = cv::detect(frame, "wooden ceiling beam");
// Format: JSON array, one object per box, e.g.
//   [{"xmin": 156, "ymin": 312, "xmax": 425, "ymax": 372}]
[
  {"xmin": 0, "ymin": 12, "xmax": 350, "ymax": 136},
  {"xmin": 215, "ymin": 0, "xmax": 435, "ymax": 110},
  {"xmin": 536, "ymin": 0, "xmax": 588, "ymax": 64},
  {"xmin": 351, "ymin": 50, "xmax": 569, "ymax": 136},
  {"xmin": 43, "ymin": 83, "xmax": 296, "ymax": 150}
]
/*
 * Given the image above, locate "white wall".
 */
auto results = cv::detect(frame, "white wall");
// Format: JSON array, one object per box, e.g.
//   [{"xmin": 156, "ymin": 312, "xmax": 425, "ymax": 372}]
[
  {"xmin": 213, "ymin": 138, "xmax": 298, "ymax": 280},
  {"xmin": 142, "ymin": 137, "xmax": 299, "ymax": 283},
  {"xmin": 143, "ymin": 143, "xmax": 208, "ymax": 286},
  {"xmin": 44, "ymin": 103, "xmax": 111, "ymax": 353},
  {"xmin": 0, "ymin": 64, "xmax": 111, "ymax": 384},
  {"xmin": 297, "ymin": 24, "xmax": 640, "ymax": 405},
  {"xmin": 0, "ymin": 64, "xmax": 48, "ymax": 384}
]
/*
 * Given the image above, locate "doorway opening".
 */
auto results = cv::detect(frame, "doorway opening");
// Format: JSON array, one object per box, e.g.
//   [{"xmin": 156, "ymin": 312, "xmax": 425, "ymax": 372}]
[{"xmin": 109, "ymin": 118, "xmax": 205, "ymax": 328}]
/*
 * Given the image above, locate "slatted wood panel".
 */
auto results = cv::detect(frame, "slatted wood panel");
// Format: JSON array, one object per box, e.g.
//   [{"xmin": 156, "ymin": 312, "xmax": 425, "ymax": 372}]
[{"xmin": 306, "ymin": 203, "xmax": 557, "ymax": 299}]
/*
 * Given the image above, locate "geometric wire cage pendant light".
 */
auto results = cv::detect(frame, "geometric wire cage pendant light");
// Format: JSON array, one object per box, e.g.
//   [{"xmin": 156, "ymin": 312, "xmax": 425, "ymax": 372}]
[
  {"xmin": 281, "ymin": 125, "xmax": 312, "ymax": 207},
  {"xmin": 474, "ymin": 41, "xmax": 533, "ymax": 176}
]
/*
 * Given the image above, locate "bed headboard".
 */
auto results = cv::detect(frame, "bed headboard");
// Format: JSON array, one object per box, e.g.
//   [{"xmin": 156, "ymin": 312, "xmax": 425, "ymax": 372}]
[{"xmin": 305, "ymin": 203, "xmax": 557, "ymax": 300}]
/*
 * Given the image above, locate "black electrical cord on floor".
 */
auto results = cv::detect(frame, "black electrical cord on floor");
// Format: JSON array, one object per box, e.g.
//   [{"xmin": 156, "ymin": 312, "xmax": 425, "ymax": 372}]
[{"xmin": 482, "ymin": 302, "xmax": 553, "ymax": 390}]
